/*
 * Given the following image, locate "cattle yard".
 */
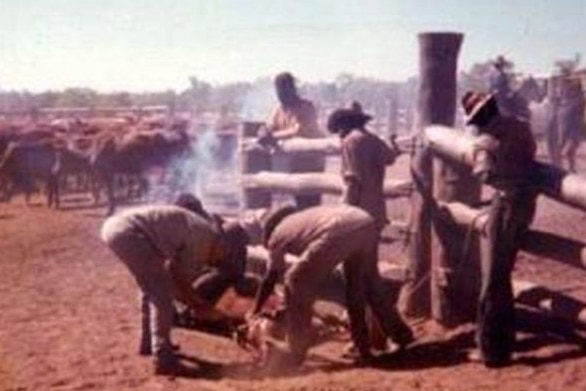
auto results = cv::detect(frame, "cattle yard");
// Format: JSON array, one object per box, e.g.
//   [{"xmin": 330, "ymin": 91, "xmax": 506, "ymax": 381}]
[
  {"xmin": 2, "ymin": 142, "xmax": 586, "ymax": 390},
  {"xmin": 2, "ymin": 31, "xmax": 586, "ymax": 390},
  {"xmin": 2, "ymin": 96, "xmax": 586, "ymax": 391}
]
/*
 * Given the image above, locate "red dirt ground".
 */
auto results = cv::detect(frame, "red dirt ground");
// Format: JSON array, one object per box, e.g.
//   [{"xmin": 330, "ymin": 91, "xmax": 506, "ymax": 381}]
[{"xmin": 2, "ymin": 153, "xmax": 586, "ymax": 391}]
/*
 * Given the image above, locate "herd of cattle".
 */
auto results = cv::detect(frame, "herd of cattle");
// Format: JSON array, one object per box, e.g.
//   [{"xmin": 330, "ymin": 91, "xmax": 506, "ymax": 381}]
[{"xmin": 0, "ymin": 117, "xmax": 195, "ymax": 215}]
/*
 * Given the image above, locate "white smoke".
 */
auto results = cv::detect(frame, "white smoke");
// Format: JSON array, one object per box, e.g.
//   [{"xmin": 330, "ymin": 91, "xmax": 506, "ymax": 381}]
[
  {"xmin": 143, "ymin": 119, "xmax": 240, "ymax": 215},
  {"xmin": 145, "ymin": 80, "xmax": 278, "ymax": 214}
]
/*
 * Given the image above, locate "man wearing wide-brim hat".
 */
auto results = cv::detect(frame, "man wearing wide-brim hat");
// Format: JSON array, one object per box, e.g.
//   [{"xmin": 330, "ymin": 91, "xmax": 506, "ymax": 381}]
[
  {"xmin": 551, "ymin": 60, "xmax": 586, "ymax": 172},
  {"xmin": 327, "ymin": 103, "xmax": 400, "ymax": 232},
  {"xmin": 462, "ymin": 90, "xmax": 538, "ymax": 368},
  {"xmin": 492, "ymin": 55, "xmax": 513, "ymax": 70},
  {"xmin": 489, "ymin": 55, "xmax": 515, "ymax": 116}
]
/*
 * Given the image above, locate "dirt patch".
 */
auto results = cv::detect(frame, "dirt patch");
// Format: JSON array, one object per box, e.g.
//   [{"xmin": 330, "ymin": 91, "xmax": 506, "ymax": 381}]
[{"xmin": 2, "ymin": 158, "xmax": 586, "ymax": 390}]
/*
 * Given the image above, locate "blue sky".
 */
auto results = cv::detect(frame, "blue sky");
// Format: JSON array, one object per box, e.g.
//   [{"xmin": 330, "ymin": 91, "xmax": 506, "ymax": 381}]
[{"xmin": 0, "ymin": 0, "xmax": 584, "ymax": 91}]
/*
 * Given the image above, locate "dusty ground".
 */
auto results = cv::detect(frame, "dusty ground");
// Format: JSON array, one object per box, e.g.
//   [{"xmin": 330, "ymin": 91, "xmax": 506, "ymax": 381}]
[{"xmin": 2, "ymin": 152, "xmax": 586, "ymax": 391}]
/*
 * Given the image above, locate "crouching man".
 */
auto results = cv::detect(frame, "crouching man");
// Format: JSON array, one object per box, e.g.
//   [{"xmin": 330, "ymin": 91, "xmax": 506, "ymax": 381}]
[
  {"xmin": 175, "ymin": 193, "xmax": 259, "ymax": 311},
  {"xmin": 100, "ymin": 197, "xmax": 248, "ymax": 376},
  {"xmin": 250, "ymin": 204, "xmax": 414, "ymax": 367}
]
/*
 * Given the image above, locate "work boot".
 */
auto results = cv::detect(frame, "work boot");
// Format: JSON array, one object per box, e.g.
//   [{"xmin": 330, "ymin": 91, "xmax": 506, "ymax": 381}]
[
  {"xmin": 392, "ymin": 326, "xmax": 415, "ymax": 350},
  {"xmin": 341, "ymin": 340, "xmax": 375, "ymax": 366},
  {"xmin": 154, "ymin": 355, "xmax": 178, "ymax": 376},
  {"xmin": 140, "ymin": 342, "xmax": 180, "ymax": 356},
  {"xmin": 467, "ymin": 349, "xmax": 512, "ymax": 368},
  {"xmin": 139, "ymin": 345, "xmax": 152, "ymax": 356}
]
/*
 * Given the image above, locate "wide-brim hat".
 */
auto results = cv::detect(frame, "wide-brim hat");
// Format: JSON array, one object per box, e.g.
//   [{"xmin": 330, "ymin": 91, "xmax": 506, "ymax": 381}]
[
  {"xmin": 260, "ymin": 205, "xmax": 297, "ymax": 245},
  {"xmin": 327, "ymin": 108, "xmax": 373, "ymax": 133},
  {"xmin": 554, "ymin": 59, "xmax": 578, "ymax": 75},
  {"xmin": 462, "ymin": 91, "xmax": 496, "ymax": 125},
  {"xmin": 174, "ymin": 192, "xmax": 211, "ymax": 220},
  {"xmin": 493, "ymin": 55, "xmax": 513, "ymax": 69}
]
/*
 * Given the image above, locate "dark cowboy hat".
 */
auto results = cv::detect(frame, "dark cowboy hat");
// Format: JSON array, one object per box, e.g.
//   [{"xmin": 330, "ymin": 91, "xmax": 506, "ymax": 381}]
[
  {"xmin": 327, "ymin": 108, "xmax": 373, "ymax": 133},
  {"xmin": 555, "ymin": 59, "xmax": 578, "ymax": 75},
  {"xmin": 174, "ymin": 193, "xmax": 211, "ymax": 221},
  {"xmin": 260, "ymin": 204, "xmax": 298, "ymax": 245},
  {"xmin": 493, "ymin": 55, "xmax": 513, "ymax": 69},
  {"xmin": 462, "ymin": 91, "xmax": 497, "ymax": 125}
]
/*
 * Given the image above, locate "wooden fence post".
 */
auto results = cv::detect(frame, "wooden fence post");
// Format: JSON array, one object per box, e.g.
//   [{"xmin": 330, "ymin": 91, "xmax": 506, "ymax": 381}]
[
  {"xmin": 400, "ymin": 32, "xmax": 481, "ymax": 324},
  {"xmin": 240, "ymin": 121, "xmax": 272, "ymax": 209}
]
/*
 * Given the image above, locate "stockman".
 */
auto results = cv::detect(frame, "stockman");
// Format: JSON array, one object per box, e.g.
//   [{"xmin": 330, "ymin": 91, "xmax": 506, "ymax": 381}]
[
  {"xmin": 251, "ymin": 204, "xmax": 414, "ymax": 367},
  {"xmin": 258, "ymin": 71, "xmax": 326, "ymax": 209},
  {"xmin": 100, "ymin": 202, "xmax": 248, "ymax": 376},
  {"xmin": 327, "ymin": 104, "xmax": 400, "ymax": 232},
  {"xmin": 463, "ymin": 91, "xmax": 538, "ymax": 368}
]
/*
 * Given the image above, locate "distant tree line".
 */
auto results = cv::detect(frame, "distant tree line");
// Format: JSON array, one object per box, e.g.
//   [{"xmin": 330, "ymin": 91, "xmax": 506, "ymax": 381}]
[
  {"xmin": 0, "ymin": 73, "xmax": 417, "ymax": 122},
  {"xmin": 1, "ymin": 60, "xmax": 533, "ymax": 128}
]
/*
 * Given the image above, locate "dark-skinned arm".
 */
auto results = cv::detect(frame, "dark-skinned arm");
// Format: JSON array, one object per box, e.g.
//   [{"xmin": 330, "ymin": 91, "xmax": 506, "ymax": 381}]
[
  {"xmin": 251, "ymin": 250, "xmax": 285, "ymax": 315},
  {"xmin": 169, "ymin": 263, "xmax": 229, "ymax": 322},
  {"xmin": 252, "ymin": 269, "xmax": 280, "ymax": 315},
  {"xmin": 344, "ymin": 176, "xmax": 361, "ymax": 206}
]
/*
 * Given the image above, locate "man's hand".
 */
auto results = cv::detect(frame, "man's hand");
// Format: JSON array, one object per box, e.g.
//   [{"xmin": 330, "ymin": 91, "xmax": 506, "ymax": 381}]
[
  {"xmin": 257, "ymin": 126, "xmax": 279, "ymax": 150},
  {"xmin": 388, "ymin": 134, "xmax": 402, "ymax": 164},
  {"xmin": 245, "ymin": 310, "xmax": 259, "ymax": 322}
]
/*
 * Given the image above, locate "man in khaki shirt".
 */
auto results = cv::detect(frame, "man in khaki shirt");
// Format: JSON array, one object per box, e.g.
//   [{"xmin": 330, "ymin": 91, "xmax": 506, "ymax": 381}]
[
  {"xmin": 100, "ymin": 200, "xmax": 248, "ymax": 375},
  {"xmin": 463, "ymin": 91, "xmax": 538, "ymax": 368},
  {"xmin": 263, "ymin": 72, "xmax": 326, "ymax": 208},
  {"xmin": 327, "ymin": 106, "xmax": 399, "ymax": 231},
  {"xmin": 251, "ymin": 205, "xmax": 413, "ymax": 366}
]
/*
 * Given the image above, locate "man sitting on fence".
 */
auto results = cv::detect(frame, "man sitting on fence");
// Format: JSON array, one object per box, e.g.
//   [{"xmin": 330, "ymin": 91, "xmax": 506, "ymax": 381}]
[
  {"xmin": 462, "ymin": 91, "xmax": 538, "ymax": 368},
  {"xmin": 258, "ymin": 71, "xmax": 326, "ymax": 209}
]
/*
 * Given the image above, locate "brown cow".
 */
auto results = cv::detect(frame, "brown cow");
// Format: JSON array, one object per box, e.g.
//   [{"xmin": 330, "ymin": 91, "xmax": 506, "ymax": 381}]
[
  {"xmin": 55, "ymin": 145, "xmax": 94, "ymax": 196},
  {"xmin": 0, "ymin": 141, "xmax": 60, "ymax": 207},
  {"xmin": 90, "ymin": 128, "xmax": 192, "ymax": 215}
]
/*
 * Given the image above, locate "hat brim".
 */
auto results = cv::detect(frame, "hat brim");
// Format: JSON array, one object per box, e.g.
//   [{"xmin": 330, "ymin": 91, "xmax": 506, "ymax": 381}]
[
  {"xmin": 465, "ymin": 93, "xmax": 495, "ymax": 125},
  {"xmin": 493, "ymin": 58, "xmax": 513, "ymax": 68}
]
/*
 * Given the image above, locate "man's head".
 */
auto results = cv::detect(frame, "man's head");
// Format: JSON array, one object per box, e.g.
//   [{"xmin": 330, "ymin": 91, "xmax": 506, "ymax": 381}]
[
  {"xmin": 327, "ymin": 107, "xmax": 372, "ymax": 136},
  {"xmin": 462, "ymin": 91, "xmax": 500, "ymax": 129},
  {"xmin": 206, "ymin": 218, "xmax": 249, "ymax": 270},
  {"xmin": 216, "ymin": 221, "xmax": 250, "ymax": 280},
  {"xmin": 261, "ymin": 205, "xmax": 298, "ymax": 246},
  {"xmin": 493, "ymin": 55, "xmax": 512, "ymax": 71},
  {"xmin": 274, "ymin": 72, "xmax": 299, "ymax": 107},
  {"xmin": 174, "ymin": 192, "xmax": 211, "ymax": 221}
]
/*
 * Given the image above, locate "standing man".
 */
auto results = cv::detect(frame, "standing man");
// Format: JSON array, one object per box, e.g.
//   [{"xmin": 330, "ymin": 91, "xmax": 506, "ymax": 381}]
[
  {"xmin": 327, "ymin": 105, "xmax": 400, "ymax": 232},
  {"xmin": 327, "ymin": 104, "xmax": 403, "ymax": 354},
  {"xmin": 100, "ymin": 198, "xmax": 248, "ymax": 375},
  {"xmin": 462, "ymin": 91, "xmax": 538, "ymax": 368},
  {"xmin": 556, "ymin": 64, "xmax": 586, "ymax": 172},
  {"xmin": 488, "ymin": 55, "xmax": 515, "ymax": 117},
  {"xmin": 544, "ymin": 72, "xmax": 564, "ymax": 166},
  {"xmin": 260, "ymin": 71, "xmax": 326, "ymax": 208},
  {"xmin": 251, "ymin": 205, "xmax": 414, "ymax": 367}
]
